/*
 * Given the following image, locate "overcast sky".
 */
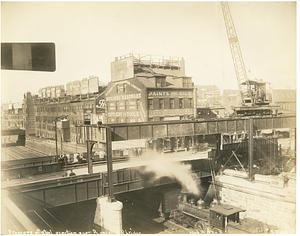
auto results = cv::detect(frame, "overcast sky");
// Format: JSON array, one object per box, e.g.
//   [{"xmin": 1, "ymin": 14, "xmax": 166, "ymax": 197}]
[{"xmin": 1, "ymin": 1, "xmax": 297, "ymax": 103}]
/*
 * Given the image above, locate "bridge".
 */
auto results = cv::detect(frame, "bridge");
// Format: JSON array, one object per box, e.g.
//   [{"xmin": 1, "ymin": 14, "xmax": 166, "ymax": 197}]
[
  {"xmin": 1, "ymin": 128, "xmax": 26, "ymax": 146},
  {"xmin": 1, "ymin": 115, "xmax": 296, "ymax": 233},
  {"xmin": 77, "ymin": 116, "xmax": 296, "ymax": 142}
]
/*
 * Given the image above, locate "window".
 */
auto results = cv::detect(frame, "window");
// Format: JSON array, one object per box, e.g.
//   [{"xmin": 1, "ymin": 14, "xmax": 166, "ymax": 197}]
[
  {"xmin": 170, "ymin": 98, "xmax": 174, "ymax": 109},
  {"xmin": 148, "ymin": 99, "xmax": 153, "ymax": 110},
  {"xmin": 159, "ymin": 99, "xmax": 164, "ymax": 109},
  {"xmin": 136, "ymin": 99, "xmax": 140, "ymax": 110},
  {"xmin": 123, "ymin": 83, "xmax": 127, "ymax": 93},
  {"xmin": 179, "ymin": 98, "xmax": 183, "ymax": 108},
  {"xmin": 116, "ymin": 101, "xmax": 118, "ymax": 111},
  {"xmin": 125, "ymin": 117, "xmax": 129, "ymax": 123},
  {"xmin": 282, "ymin": 92, "xmax": 285, "ymax": 99},
  {"xmin": 188, "ymin": 98, "xmax": 193, "ymax": 108},
  {"xmin": 149, "ymin": 118, "xmax": 154, "ymax": 122},
  {"xmin": 160, "ymin": 117, "xmax": 164, "ymax": 121},
  {"xmin": 116, "ymin": 85, "xmax": 119, "ymax": 94},
  {"xmin": 125, "ymin": 100, "xmax": 129, "ymax": 110},
  {"xmin": 183, "ymin": 78, "xmax": 192, "ymax": 88},
  {"xmin": 156, "ymin": 77, "xmax": 166, "ymax": 87},
  {"xmin": 116, "ymin": 117, "xmax": 119, "ymax": 123}
]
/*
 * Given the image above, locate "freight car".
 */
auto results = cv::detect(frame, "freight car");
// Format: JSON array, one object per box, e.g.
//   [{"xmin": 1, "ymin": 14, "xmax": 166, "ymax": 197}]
[{"xmin": 170, "ymin": 192, "xmax": 277, "ymax": 234}]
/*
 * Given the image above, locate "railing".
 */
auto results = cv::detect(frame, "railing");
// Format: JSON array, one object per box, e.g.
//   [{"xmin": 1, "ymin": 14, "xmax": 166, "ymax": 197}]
[{"xmin": 119, "ymin": 53, "xmax": 181, "ymax": 68}]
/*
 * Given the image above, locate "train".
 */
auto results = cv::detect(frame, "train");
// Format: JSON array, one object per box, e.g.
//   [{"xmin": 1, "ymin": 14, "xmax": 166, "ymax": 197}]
[{"xmin": 169, "ymin": 187, "xmax": 278, "ymax": 234}]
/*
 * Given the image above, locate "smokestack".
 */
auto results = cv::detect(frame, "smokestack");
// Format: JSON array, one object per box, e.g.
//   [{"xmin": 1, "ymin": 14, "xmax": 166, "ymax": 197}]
[{"xmin": 180, "ymin": 58, "xmax": 185, "ymax": 74}]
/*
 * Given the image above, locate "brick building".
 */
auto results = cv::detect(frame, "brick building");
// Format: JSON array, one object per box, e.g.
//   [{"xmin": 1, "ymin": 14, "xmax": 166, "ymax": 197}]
[
  {"xmin": 270, "ymin": 88, "xmax": 296, "ymax": 115},
  {"xmin": 106, "ymin": 53, "xmax": 197, "ymax": 123},
  {"xmin": 1, "ymin": 102, "xmax": 25, "ymax": 129},
  {"xmin": 23, "ymin": 77, "xmax": 106, "ymax": 144}
]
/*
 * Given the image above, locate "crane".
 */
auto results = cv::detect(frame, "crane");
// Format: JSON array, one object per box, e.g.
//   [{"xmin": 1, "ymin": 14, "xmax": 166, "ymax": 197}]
[{"xmin": 221, "ymin": 2, "xmax": 274, "ymax": 116}]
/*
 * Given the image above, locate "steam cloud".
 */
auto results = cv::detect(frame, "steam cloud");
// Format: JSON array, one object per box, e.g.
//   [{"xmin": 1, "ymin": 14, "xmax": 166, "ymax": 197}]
[{"xmin": 139, "ymin": 155, "xmax": 200, "ymax": 195}]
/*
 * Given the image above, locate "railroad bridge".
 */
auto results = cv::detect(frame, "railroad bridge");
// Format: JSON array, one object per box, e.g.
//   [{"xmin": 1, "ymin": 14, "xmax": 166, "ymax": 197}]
[{"xmin": 1, "ymin": 116, "xmax": 296, "ymax": 233}]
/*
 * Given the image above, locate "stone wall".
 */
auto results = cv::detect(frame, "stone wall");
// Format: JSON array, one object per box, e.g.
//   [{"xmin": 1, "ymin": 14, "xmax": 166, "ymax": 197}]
[{"xmin": 216, "ymin": 172, "xmax": 296, "ymax": 233}]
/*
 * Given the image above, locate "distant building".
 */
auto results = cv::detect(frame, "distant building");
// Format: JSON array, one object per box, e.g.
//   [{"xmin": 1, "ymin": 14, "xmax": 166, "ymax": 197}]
[
  {"xmin": 270, "ymin": 88, "xmax": 296, "ymax": 115},
  {"xmin": 1, "ymin": 102, "xmax": 25, "ymax": 129},
  {"xmin": 106, "ymin": 53, "xmax": 197, "ymax": 123},
  {"xmin": 196, "ymin": 84, "xmax": 221, "ymax": 107}
]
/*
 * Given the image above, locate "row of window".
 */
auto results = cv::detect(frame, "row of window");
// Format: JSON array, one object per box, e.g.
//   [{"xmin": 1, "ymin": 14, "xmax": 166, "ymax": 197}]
[
  {"xmin": 276, "ymin": 91, "xmax": 295, "ymax": 99},
  {"xmin": 278, "ymin": 103, "xmax": 294, "ymax": 110},
  {"xmin": 116, "ymin": 84, "xmax": 127, "ymax": 94},
  {"xmin": 148, "ymin": 98, "xmax": 193, "ymax": 110},
  {"xmin": 108, "ymin": 99, "xmax": 140, "ymax": 111},
  {"xmin": 36, "ymin": 103, "xmax": 94, "ymax": 113}
]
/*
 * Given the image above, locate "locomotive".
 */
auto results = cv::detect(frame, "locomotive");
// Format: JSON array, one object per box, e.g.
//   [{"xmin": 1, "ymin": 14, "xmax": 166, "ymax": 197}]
[{"xmin": 169, "ymin": 190, "xmax": 277, "ymax": 234}]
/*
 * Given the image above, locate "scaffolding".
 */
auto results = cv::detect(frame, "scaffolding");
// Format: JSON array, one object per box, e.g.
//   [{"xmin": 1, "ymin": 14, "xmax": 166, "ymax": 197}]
[{"xmin": 119, "ymin": 53, "xmax": 181, "ymax": 69}]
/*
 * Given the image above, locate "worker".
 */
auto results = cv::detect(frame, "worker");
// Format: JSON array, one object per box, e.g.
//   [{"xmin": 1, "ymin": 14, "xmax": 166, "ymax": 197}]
[{"xmin": 69, "ymin": 169, "xmax": 76, "ymax": 177}]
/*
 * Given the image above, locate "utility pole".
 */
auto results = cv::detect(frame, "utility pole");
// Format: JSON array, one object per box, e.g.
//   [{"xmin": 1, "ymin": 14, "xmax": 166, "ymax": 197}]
[
  {"xmin": 248, "ymin": 118, "xmax": 254, "ymax": 181},
  {"xmin": 55, "ymin": 120, "xmax": 58, "ymax": 159}
]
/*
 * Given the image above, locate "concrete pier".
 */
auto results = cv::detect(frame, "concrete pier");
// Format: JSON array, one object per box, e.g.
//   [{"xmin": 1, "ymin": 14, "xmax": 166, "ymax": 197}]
[{"xmin": 94, "ymin": 197, "xmax": 123, "ymax": 234}]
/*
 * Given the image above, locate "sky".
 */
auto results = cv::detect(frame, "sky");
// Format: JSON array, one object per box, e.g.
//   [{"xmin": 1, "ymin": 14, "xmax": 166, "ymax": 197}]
[{"xmin": 1, "ymin": 1, "xmax": 297, "ymax": 103}]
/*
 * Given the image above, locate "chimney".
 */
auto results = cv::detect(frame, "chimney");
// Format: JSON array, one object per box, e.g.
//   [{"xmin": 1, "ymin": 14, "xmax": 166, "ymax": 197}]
[{"xmin": 180, "ymin": 58, "xmax": 185, "ymax": 75}]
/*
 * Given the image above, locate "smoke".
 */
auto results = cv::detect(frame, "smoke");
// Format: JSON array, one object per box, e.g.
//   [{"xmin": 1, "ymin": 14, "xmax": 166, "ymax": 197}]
[{"xmin": 137, "ymin": 155, "xmax": 200, "ymax": 195}]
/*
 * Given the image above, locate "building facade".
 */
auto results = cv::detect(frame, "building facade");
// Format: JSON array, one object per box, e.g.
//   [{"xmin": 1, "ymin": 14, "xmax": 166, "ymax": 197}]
[
  {"xmin": 270, "ymin": 88, "xmax": 296, "ymax": 115},
  {"xmin": 23, "ymin": 77, "xmax": 106, "ymax": 144},
  {"xmin": 106, "ymin": 53, "xmax": 197, "ymax": 123},
  {"xmin": 1, "ymin": 102, "xmax": 25, "ymax": 129}
]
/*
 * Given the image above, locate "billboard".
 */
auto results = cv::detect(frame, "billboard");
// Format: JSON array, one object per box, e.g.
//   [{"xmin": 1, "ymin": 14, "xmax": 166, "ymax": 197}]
[
  {"xmin": 66, "ymin": 82, "xmax": 73, "ymax": 96},
  {"xmin": 55, "ymin": 85, "xmax": 63, "ymax": 97},
  {"xmin": 38, "ymin": 88, "xmax": 42, "ymax": 98},
  {"xmin": 46, "ymin": 87, "xmax": 51, "ymax": 98},
  {"xmin": 42, "ymin": 88, "xmax": 46, "ymax": 98},
  {"xmin": 81, "ymin": 78, "xmax": 89, "ymax": 94},
  {"xmin": 88, "ymin": 76, "xmax": 99, "ymax": 93},
  {"xmin": 73, "ymin": 80, "xmax": 81, "ymax": 95},
  {"xmin": 111, "ymin": 56, "xmax": 134, "ymax": 82},
  {"xmin": 50, "ymin": 86, "xmax": 56, "ymax": 98}
]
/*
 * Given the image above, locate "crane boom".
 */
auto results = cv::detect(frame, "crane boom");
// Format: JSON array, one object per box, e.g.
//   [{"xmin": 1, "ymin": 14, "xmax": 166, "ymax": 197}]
[{"xmin": 221, "ymin": 1, "xmax": 252, "ymax": 105}]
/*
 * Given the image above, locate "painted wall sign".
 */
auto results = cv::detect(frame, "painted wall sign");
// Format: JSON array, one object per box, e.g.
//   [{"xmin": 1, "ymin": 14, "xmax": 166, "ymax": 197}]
[
  {"xmin": 148, "ymin": 91, "xmax": 193, "ymax": 97},
  {"xmin": 106, "ymin": 93, "xmax": 141, "ymax": 101},
  {"xmin": 149, "ymin": 108, "xmax": 193, "ymax": 116}
]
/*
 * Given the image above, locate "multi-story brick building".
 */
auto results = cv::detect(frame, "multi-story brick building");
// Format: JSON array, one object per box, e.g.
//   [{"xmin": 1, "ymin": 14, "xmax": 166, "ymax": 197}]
[
  {"xmin": 270, "ymin": 88, "xmax": 296, "ymax": 115},
  {"xmin": 23, "ymin": 76, "xmax": 107, "ymax": 144},
  {"xmin": 106, "ymin": 53, "xmax": 197, "ymax": 123},
  {"xmin": 1, "ymin": 102, "xmax": 25, "ymax": 129}
]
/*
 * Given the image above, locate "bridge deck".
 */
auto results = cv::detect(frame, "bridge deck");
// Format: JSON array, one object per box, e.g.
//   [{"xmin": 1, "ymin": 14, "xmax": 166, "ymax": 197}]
[
  {"xmin": 2, "ymin": 150, "xmax": 209, "ymax": 189},
  {"xmin": 1, "ymin": 146, "xmax": 47, "ymax": 161}
]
